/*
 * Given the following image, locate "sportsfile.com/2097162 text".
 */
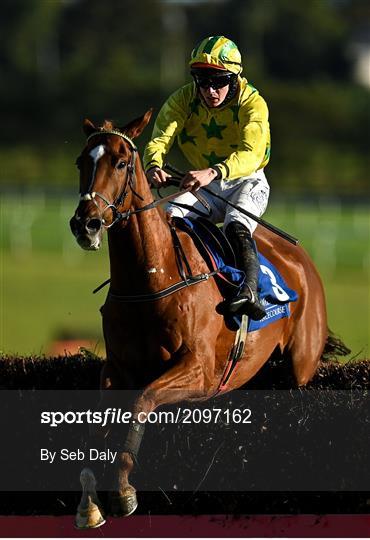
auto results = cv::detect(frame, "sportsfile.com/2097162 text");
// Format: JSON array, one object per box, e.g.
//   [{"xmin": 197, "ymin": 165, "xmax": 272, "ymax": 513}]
[{"xmin": 40, "ymin": 407, "xmax": 252, "ymax": 427}]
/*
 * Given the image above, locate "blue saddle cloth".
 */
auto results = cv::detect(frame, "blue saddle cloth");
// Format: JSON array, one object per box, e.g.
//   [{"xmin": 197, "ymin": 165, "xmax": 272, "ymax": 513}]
[{"xmin": 181, "ymin": 217, "xmax": 298, "ymax": 332}]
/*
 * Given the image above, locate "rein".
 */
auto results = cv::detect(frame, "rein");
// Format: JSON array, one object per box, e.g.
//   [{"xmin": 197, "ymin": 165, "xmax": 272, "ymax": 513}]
[{"xmin": 81, "ymin": 129, "xmax": 193, "ymax": 228}]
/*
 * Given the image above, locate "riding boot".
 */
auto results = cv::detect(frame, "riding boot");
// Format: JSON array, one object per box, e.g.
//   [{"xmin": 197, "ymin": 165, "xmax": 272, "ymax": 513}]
[{"xmin": 224, "ymin": 221, "xmax": 266, "ymax": 320}]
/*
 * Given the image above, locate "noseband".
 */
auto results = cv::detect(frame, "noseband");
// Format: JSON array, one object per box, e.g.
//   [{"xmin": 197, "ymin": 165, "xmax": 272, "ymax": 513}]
[{"xmin": 79, "ymin": 129, "xmax": 140, "ymax": 228}]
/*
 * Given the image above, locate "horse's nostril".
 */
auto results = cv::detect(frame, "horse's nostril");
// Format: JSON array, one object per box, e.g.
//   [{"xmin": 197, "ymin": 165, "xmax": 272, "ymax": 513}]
[{"xmin": 86, "ymin": 218, "xmax": 102, "ymax": 233}]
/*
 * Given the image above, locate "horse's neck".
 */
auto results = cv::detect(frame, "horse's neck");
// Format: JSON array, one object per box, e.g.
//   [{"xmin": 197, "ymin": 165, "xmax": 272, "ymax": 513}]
[{"xmin": 108, "ymin": 168, "xmax": 173, "ymax": 293}]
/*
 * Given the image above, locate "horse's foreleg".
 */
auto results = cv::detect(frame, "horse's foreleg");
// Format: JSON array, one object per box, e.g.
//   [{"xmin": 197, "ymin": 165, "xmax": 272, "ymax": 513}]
[
  {"xmin": 75, "ymin": 468, "xmax": 105, "ymax": 529},
  {"xmin": 110, "ymin": 354, "xmax": 209, "ymax": 516},
  {"xmin": 75, "ymin": 361, "xmax": 120, "ymax": 528},
  {"xmin": 109, "ymin": 446, "xmax": 138, "ymax": 517}
]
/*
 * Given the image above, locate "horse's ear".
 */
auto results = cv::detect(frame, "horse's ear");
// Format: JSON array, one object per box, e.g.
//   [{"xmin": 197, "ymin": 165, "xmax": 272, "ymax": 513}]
[
  {"xmin": 83, "ymin": 118, "xmax": 96, "ymax": 137},
  {"xmin": 120, "ymin": 109, "xmax": 153, "ymax": 140}
]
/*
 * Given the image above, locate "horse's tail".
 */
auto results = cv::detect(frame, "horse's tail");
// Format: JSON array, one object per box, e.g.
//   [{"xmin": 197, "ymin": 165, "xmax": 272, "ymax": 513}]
[{"xmin": 321, "ymin": 328, "xmax": 351, "ymax": 361}]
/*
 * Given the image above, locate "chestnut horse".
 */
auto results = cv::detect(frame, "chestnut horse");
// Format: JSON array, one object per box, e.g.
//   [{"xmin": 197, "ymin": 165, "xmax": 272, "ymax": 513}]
[{"xmin": 70, "ymin": 110, "xmax": 327, "ymax": 528}]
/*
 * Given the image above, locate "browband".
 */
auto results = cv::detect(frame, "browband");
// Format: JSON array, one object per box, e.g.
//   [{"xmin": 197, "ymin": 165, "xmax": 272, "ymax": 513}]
[{"xmin": 86, "ymin": 129, "xmax": 137, "ymax": 151}]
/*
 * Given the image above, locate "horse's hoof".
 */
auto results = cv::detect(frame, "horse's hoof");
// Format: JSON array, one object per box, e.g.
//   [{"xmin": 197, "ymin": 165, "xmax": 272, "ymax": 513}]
[
  {"xmin": 75, "ymin": 501, "xmax": 106, "ymax": 529},
  {"xmin": 109, "ymin": 487, "xmax": 138, "ymax": 517}
]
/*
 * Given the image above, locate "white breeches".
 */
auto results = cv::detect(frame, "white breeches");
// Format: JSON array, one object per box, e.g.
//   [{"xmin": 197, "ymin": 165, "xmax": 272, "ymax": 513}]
[{"xmin": 167, "ymin": 169, "xmax": 270, "ymax": 234}]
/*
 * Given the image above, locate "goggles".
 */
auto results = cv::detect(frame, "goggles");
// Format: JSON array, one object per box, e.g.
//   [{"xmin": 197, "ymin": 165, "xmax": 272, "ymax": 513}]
[{"xmin": 193, "ymin": 73, "xmax": 232, "ymax": 90}]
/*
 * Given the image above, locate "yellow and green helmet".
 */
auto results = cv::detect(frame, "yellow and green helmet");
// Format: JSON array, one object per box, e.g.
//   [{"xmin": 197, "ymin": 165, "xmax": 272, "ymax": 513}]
[{"xmin": 189, "ymin": 35, "xmax": 242, "ymax": 75}]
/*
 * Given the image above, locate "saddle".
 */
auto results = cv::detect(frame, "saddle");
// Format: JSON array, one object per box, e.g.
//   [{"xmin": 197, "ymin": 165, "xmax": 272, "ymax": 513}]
[{"xmin": 172, "ymin": 216, "xmax": 241, "ymax": 294}]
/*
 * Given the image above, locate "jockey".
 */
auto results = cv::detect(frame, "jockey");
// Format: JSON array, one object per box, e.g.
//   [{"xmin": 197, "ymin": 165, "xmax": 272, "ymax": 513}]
[{"xmin": 144, "ymin": 35, "xmax": 271, "ymax": 321}]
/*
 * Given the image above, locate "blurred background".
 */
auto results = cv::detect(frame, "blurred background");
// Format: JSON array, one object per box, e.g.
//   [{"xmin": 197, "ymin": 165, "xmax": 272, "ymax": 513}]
[{"xmin": 0, "ymin": 0, "xmax": 369, "ymax": 357}]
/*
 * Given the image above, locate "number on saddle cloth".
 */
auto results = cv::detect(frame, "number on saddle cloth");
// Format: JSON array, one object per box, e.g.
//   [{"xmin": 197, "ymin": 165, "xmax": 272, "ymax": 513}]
[{"xmin": 247, "ymin": 254, "xmax": 298, "ymax": 331}]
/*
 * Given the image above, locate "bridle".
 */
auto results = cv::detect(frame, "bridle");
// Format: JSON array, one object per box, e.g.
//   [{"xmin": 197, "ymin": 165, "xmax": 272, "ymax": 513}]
[{"xmin": 79, "ymin": 129, "xmax": 141, "ymax": 229}]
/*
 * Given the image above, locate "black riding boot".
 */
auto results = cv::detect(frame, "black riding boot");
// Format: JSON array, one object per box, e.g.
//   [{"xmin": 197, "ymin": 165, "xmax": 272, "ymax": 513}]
[{"xmin": 224, "ymin": 221, "xmax": 266, "ymax": 320}]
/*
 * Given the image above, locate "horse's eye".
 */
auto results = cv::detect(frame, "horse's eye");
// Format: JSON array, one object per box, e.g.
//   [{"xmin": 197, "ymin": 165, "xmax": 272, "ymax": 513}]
[
  {"xmin": 75, "ymin": 157, "xmax": 82, "ymax": 170},
  {"xmin": 117, "ymin": 161, "xmax": 126, "ymax": 170}
]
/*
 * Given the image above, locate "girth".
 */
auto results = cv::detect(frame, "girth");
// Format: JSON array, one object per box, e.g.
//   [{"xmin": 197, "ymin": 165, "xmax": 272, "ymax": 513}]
[{"xmin": 105, "ymin": 221, "xmax": 220, "ymax": 303}]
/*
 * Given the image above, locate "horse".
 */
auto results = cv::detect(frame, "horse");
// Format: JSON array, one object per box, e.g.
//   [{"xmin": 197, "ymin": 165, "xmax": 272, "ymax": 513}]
[{"xmin": 69, "ymin": 109, "xmax": 328, "ymax": 528}]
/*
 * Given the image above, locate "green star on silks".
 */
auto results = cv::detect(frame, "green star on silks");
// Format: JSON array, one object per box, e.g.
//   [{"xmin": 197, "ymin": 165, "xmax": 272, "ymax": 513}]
[
  {"xmin": 201, "ymin": 117, "xmax": 227, "ymax": 139},
  {"xmin": 189, "ymin": 97, "xmax": 201, "ymax": 116},
  {"xmin": 247, "ymin": 83, "xmax": 257, "ymax": 94},
  {"xmin": 230, "ymin": 105, "xmax": 240, "ymax": 124},
  {"xmin": 202, "ymin": 151, "xmax": 227, "ymax": 167},
  {"xmin": 179, "ymin": 128, "xmax": 196, "ymax": 146}
]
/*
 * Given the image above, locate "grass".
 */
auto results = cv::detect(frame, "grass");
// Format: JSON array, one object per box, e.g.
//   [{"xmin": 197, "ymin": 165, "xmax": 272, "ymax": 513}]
[
  {"xmin": 0, "ymin": 195, "xmax": 369, "ymax": 357},
  {"xmin": 1, "ymin": 251, "xmax": 109, "ymax": 356}
]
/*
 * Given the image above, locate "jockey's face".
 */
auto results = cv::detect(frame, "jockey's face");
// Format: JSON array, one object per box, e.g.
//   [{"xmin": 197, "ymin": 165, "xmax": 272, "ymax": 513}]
[
  {"xmin": 199, "ymin": 83, "xmax": 229, "ymax": 108},
  {"xmin": 193, "ymin": 70, "xmax": 232, "ymax": 108}
]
